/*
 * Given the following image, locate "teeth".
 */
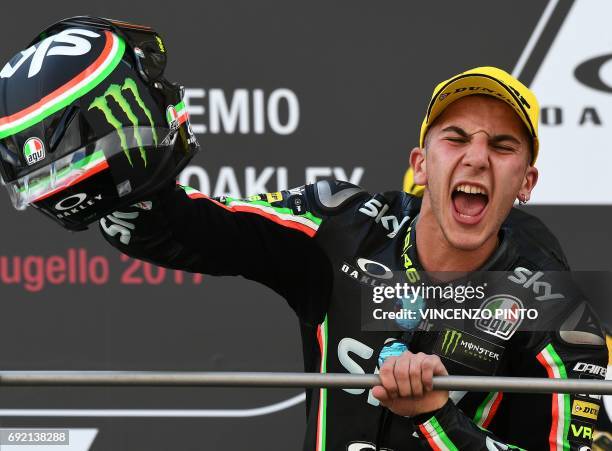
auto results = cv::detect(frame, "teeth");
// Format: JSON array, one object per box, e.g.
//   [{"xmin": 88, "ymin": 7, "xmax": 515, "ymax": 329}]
[{"xmin": 455, "ymin": 184, "xmax": 487, "ymax": 195}]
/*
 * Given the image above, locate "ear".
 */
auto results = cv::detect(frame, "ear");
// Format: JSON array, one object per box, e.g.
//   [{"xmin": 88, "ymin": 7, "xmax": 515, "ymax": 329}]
[
  {"xmin": 517, "ymin": 165, "xmax": 538, "ymax": 202},
  {"xmin": 410, "ymin": 147, "xmax": 427, "ymax": 185}
]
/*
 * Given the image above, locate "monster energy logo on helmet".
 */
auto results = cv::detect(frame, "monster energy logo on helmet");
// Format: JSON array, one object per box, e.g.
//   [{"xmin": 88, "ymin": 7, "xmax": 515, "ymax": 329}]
[
  {"xmin": 89, "ymin": 77, "xmax": 158, "ymax": 166},
  {"xmin": 441, "ymin": 329, "xmax": 462, "ymax": 355}
]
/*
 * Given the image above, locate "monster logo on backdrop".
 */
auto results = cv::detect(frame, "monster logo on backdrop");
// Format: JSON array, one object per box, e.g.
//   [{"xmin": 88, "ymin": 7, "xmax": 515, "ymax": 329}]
[{"xmin": 88, "ymin": 77, "xmax": 157, "ymax": 166}]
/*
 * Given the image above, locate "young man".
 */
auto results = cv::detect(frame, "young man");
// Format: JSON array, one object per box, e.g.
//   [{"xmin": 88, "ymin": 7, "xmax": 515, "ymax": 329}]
[{"xmin": 101, "ymin": 67, "xmax": 607, "ymax": 450}]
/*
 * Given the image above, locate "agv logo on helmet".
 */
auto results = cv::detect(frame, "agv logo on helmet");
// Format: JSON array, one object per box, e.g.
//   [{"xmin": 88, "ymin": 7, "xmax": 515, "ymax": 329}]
[{"xmin": 22, "ymin": 137, "xmax": 45, "ymax": 165}]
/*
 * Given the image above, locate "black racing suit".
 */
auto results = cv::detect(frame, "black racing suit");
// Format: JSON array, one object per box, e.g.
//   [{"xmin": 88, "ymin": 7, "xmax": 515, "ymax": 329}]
[{"xmin": 100, "ymin": 180, "xmax": 608, "ymax": 451}]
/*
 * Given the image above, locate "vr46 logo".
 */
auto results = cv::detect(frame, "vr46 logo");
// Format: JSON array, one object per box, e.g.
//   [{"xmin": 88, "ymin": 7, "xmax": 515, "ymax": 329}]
[
  {"xmin": 570, "ymin": 421, "xmax": 593, "ymax": 441},
  {"xmin": 89, "ymin": 78, "xmax": 158, "ymax": 166}
]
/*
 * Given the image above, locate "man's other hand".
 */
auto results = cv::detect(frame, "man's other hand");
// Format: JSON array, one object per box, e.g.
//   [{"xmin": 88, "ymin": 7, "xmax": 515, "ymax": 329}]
[{"xmin": 372, "ymin": 351, "xmax": 449, "ymax": 417}]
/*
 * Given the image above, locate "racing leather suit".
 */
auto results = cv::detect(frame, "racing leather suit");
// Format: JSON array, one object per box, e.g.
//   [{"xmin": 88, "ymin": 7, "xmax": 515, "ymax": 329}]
[{"xmin": 100, "ymin": 180, "xmax": 608, "ymax": 451}]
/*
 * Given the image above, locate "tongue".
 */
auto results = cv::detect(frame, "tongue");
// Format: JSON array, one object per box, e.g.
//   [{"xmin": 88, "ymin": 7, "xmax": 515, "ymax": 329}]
[{"xmin": 453, "ymin": 192, "xmax": 487, "ymax": 217}]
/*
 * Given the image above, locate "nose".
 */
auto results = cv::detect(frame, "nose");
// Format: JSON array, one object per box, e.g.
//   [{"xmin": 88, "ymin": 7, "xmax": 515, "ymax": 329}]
[{"xmin": 461, "ymin": 132, "xmax": 490, "ymax": 170}]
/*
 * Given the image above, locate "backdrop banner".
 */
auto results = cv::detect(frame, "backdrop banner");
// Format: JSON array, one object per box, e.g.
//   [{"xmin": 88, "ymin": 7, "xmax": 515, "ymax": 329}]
[{"xmin": 0, "ymin": 1, "xmax": 611, "ymax": 450}]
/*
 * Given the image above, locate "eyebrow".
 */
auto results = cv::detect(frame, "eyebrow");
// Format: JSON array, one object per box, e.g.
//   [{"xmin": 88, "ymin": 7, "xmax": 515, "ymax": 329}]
[{"xmin": 441, "ymin": 126, "xmax": 521, "ymax": 145}]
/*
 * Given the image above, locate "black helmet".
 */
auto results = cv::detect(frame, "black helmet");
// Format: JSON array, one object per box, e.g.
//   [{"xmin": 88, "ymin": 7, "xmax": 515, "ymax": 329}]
[{"xmin": 0, "ymin": 16, "xmax": 199, "ymax": 230}]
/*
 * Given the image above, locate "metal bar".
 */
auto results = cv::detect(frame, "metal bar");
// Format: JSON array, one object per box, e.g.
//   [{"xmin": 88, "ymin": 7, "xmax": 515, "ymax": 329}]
[{"xmin": 0, "ymin": 371, "xmax": 611, "ymax": 394}]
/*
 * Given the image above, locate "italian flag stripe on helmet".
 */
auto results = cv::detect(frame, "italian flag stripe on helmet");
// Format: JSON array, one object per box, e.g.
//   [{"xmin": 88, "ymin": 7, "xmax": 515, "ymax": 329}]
[{"xmin": 0, "ymin": 31, "xmax": 125, "ymax": 139}]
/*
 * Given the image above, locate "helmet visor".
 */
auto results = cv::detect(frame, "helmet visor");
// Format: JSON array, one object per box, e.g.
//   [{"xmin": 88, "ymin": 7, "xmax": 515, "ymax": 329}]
[{"xmin": 5, "ymin": 125, "xmax": 174, "ymax": 210}]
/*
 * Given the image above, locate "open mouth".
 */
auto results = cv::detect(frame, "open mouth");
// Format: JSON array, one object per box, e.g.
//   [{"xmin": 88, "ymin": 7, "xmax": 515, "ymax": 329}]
[{"xmin": 451, "ymin": 183, "xmax": 489, "ymax": 225}]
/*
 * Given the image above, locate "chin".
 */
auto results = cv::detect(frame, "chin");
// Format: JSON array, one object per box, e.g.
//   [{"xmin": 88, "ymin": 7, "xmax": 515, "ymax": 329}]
[{"xmin": 444, "ymin": 228, "xmax": 492, "ymax": 252}]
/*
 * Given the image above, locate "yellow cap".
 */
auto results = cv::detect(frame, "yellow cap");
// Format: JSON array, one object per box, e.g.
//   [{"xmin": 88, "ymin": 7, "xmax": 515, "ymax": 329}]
[{"xmin": 419, "ymin": 66, "xmax": 540, "ymax": 164}]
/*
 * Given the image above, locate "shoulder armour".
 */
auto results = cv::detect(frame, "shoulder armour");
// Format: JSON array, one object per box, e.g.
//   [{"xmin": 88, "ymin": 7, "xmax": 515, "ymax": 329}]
[
  {"xmin": 558, "ymin": 301, "xmax": 606, "ymax": 346},
  {"xmin": 505, "ymin": 208, "xmax": 569, "ymax": 270},
  {"xmin": 310, "ymin": 180, "xmax": 365, "ymax": 213}
]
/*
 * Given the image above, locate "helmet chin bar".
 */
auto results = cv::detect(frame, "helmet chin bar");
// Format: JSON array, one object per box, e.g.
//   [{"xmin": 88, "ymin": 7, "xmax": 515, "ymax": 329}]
[
  {"xmin": 25, "ymin": 128, "xmax": 183, "ymax": 231},
  {"xmin": 8, "ymin": 127, "xmax": 166, "ymax": 210}
]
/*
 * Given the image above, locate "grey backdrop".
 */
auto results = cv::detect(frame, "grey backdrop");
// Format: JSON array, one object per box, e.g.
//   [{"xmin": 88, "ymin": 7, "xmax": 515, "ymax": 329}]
[{"xmin": 0, "ymin": 1, "xmax": 610, "ymax": 450}]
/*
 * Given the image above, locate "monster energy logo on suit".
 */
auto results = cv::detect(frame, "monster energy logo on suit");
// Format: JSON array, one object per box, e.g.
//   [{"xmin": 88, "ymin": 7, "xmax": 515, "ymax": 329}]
[
  {"xmin": 441, "ymin": 329, "xmax": 462, "ymax": 355},
  {"xmin": 89, "ymin": 78, "xmax": 158, "ymax": 166},
  {"xmin": 435, "ymin": 328, "xmax": 505, "ymax": 374}
]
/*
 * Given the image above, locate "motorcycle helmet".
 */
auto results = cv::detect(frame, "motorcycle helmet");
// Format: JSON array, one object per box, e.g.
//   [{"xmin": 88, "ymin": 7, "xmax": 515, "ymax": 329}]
[{"xmin": 0, "ymin": 16, "xmax": 199, "ymax": 230}]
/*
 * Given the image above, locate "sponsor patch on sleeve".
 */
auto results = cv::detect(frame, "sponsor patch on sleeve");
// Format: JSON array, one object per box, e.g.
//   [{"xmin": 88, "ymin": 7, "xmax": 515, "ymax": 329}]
[
  {"xmin": 265, "ymin": 192, "xmax": 283, "ymax": 203},
  {"xmin": 434, "ymin": 328, "xmax": 505, "ymax": 374},
  {"xmin": 572, "ymin": 399, "xmax": 600, "ymax": 420},
  {"xmin": 569, "ymin": 419, "xmax": 594, "ymax": 444},
  {"xmin": 289, "ymin": 195, "xmax": 306, "ymax": 215}
]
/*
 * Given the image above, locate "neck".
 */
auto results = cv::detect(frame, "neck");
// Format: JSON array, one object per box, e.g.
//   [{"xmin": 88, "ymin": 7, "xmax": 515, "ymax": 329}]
[{"xmin": 415, "ymin": 198, "xmax": 499, "ymax": 273}]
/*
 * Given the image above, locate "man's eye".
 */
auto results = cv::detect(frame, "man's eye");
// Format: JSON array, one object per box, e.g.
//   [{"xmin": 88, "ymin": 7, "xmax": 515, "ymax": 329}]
[
  {"xmin": 493, "ymin": 145, "xmax": 516, "ymax": 152},
  {"xmin": 445, "ymin": 137, "xmax": 466, "ymax": 143}
]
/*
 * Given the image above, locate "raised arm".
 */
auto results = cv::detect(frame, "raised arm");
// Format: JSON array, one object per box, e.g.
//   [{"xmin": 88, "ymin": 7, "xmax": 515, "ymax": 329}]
[{"xmin": 100, "ymin": 180, "xmax": 367, "ymax": 324}]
